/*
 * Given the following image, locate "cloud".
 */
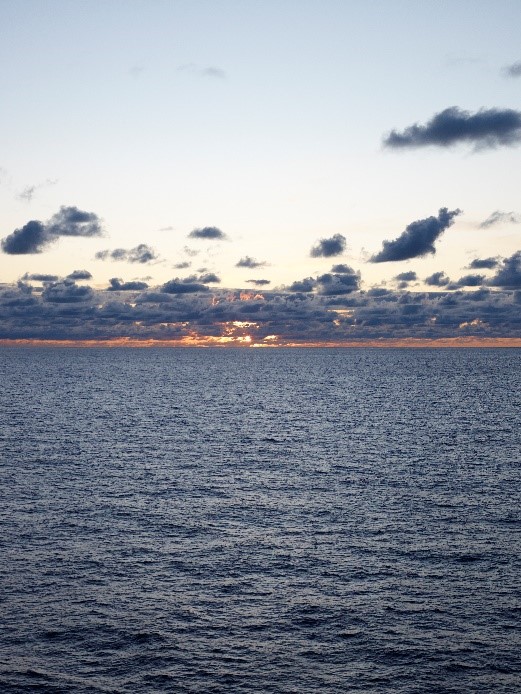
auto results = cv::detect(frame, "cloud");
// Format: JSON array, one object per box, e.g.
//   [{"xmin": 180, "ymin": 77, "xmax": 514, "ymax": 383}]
[
  {"xmin": 468, "ymin": 257, "xmax": 499, "ymax": 270},
  {"xmin": 425, "ymin": 271, "xmax": 450, "ymax": 287},
  {"xmin": 67, "ymin": 269, "xmax": 93, "ymax": 280},
  {"xmin": 18, "ymin": 185, "xmax": 37, "ymax": 203},
  {"xmin": 201, "ymin": 66, "xmax": 226, "ymax": 79},
  {"xmin": 1, "ymin": 280, "xmax": 521, "ymax": 342},
  {"xmin": 1, "ymin": 206, "xmax": 103, "ymax": 255},
  {"xmin": 196, "ymin": 273, "xmax": 221, "ymax": 284},
  {"xmin": 161, "ymin": 277, "xmax": 210, "ymax": 294},
  {"xmin": 310, "ymin": 234, "xmax": 346, "ymax": 258},
  {"xmin": 331, "ymin": 264, "xmax": 353, "ymax": 274},
  {"xmin": 2, "ymin": 221, "xmax": 50, "ymax": 254},
  {"xmin": 17, "ymin": 178, "xmax": 57, "ymax": 203},
  {"xmin": 42, "ymin": 279, "xmax": 93, "ymax": 303},
  {"xmin": 246, "ymin": 279, "xmax": 271, "ymax": 286},
  {"xmin": 488, "ymin": 251, "xmax": 521, "ymax": 288},
  {"xmin": 370, "ymin": 208, "xmax": 461, "ymax": 263},
  {"xmin": 288, "ymin": 277, "xmax": 317, "ymax": 292},
  {"xmin": 108, "ymin": 278, "xmax": 149, "ymax": 291},
  {"xmin": 316, "ymin": 268, "xmax": 360, "ymax": 295},
  {"xmin": 503, "ymin": 61, "xmax": 521, "ymax": 78},
  {"xmin": 95, "ymin": 244, "xmax": 158, "ymax": 264},
  {"xmin": 47, "ymin": 206, "xmax": 103, "ymax": 237},
  {"xmin": 173, "ymin": 261, "xmax": 191, "ymax": 269},
  {"xmin": 188, "ymin": 226, "xmax": 226, "ymax": 240},
  {"xmin": 22, "ymin": 272, "xmax": 59, "ymax": 283},
  {"xmin": 449, "ymin": 274, "xmax": 485, "ymax": 289},
  {"xmin": 479, "ymin": 210, "xmax": 521, "ymax": 229},
  {"xmin": 395, "ymin": 271, "xmax": 417, "ymax": 282},
  {"xmin": 178, "ymin": 63, "xmax": 226, "ymax": 79},
  {"xmin": 383, "ymin": 106, "xmax": 521, "ymax": 150},
  {"xmin": 236, "ymin": 256, "xmax": 267, "ymax": 269}
]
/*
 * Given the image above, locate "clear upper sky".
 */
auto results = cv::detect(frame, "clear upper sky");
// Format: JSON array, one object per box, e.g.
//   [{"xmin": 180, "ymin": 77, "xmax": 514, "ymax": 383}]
[{"xmin": 1, "ymin": 0, "xmax": 520, "ymax": 343}]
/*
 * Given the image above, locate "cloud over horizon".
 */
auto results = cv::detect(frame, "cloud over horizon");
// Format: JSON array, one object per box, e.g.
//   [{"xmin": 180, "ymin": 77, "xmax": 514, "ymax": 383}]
[
  {"xmin": 384, "ymin": 107, "xmax": 521, "ymax": 150},
  {"xmin": 370, "ymin": 208, "xmax": 461, "ymax": 263}
]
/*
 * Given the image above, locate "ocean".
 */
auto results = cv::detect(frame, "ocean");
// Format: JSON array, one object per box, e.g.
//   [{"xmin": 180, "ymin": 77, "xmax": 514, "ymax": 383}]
[{"xmin": 1, "ymin": 347, "xmax": 520, "ymax": 693}]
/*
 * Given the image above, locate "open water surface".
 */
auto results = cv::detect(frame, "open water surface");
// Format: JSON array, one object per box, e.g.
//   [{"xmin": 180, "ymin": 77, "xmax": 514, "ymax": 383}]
[{"xmin": 0, "ymin": 347, "xmax": 520, "ymax": 693}]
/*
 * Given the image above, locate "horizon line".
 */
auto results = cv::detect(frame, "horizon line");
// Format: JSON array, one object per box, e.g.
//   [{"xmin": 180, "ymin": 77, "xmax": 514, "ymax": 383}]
[{"xmin": 1, "ymin": 337, "xmax": 521, "ymax": 348}]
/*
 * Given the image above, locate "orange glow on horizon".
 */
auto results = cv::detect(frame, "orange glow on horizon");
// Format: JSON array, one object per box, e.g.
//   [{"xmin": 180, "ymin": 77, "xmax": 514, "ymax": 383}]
[{"xmin": 1, "ymin": 336, "xmax": 521, "ymax": 348}]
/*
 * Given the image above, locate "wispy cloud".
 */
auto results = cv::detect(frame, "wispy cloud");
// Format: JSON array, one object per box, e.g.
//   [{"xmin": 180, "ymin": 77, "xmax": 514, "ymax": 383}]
[
  {"xmin": 503, "ymin": 61, "xmax": 521, "ymax": 78},
  {"xmin": 95, "ymin": 244, "xmax": 158, "ymax": 264},
  {"xmin": 479, "ymin": 210, "xmax": 521, "ymax": 229},
  {"xmin": 178, "ymin": 63, "xmax": 226, "ymax": 79},
  {"xmin": 236, "ymin": 256, "xmax": 267, "ymax": 268},
  {"xmin": 384, "ymin": 107, "xmax": 521, "ymax": 150}
]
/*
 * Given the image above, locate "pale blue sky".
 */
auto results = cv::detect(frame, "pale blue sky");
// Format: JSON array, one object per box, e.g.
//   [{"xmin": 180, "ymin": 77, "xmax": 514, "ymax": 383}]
[{"xmin": 1, "ymin": 0, "xmax": 520, "ymax": 292}]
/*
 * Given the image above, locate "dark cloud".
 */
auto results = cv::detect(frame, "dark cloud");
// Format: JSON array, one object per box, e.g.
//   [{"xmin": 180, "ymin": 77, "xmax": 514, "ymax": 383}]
[
  {"xmin": 108, "ymin": 278, "xmax": 149, "ymax": 291},
  {"xmin": 310, "ymin": 234, "xmax": 346, "ymax": 258},
  {"xmin": 479, "ymin": 210, "xmax": 521, "ymax": 229},
  {"xmin": 316, "ymin": 269, "xmax": 360, "ymax": 295},
  {"xmin": 42, "ymin": 279, "xmax": 93, "ymax": 303},
  {"xmin": 2, "ymin": 206, "xmax": 103, "ymax": 255},
  {"xmin": 395, "ymin": 271, "xmax": 417, "ymax": 282},
  {"xmin": 425, "ymin": 271, "xmax": 450, "ymax": 287},
  {"xmin": 47, "ymin": 206, "xmax": 103, "ymax": 237},
  {"xmin": 188, "ymin": 226, "xmax": 226, "ymax": 240},
  {"xmin": 370, "ymin": 208, "xmax": 461, "ymax": 263},
  {"xmin": 67, "ymin": 270, "xmax": 93, "ymax": 280},
  {"xmin": 2, "ymin": 221, "xmax": 50, "ymax": 254},
  {"xmin": 197, "ymin": 273, "xmax": 221, "ymax": 284},
  {"xmin": 236, "ymin": 256, "xmax": 267, "ymax": 269},
  {"xmin": 503, "ymin": 61, "xmax": 521, "ymax": 78},
  {"xmin": 246, "ymin": 279, "xmax": 271, "ymax": 286},
  {"xmin": 173, "ymin": 261, "xmax": 191, "ymax": 269},
  {"xmin": 161, "ymin": 278, "xmax": 210, "ymax": 294},
  {"xmin": 488, "ymin": 251, "xmax": 521, "ymax": 289},
  {"xmin": 331, "ymin": 264, "xmax": 353, "ymax": 274},
  {"xmin": 468, "ymin": 257, "xmax": 499, "ymax": 270},
  {"xmin": 1, "ymin": 280, "xmax": 521, "ymax": 342},
  {"xmin": 22, "ymin": 273, "xmax": 59, "ymax": 283},
  {"xmin": 449, "ymin": 274, "xmax": 485, "ymax": 289},
  {"xmin": 384, "ymin": 106, "xmax": 521, "ymax": 150},
  {"xmin": 288, "ymin": 277, "xmax": 317, "ymax": 293},
  {"xmin": 95, "ymin": 244, "xmax": 158, "ymax": 264}
]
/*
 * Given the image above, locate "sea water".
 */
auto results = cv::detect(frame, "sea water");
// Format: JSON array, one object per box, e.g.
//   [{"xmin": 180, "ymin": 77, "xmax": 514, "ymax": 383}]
[{"xmin": 1, "ymin": 348, "xmax": 520, "ymax": 692}]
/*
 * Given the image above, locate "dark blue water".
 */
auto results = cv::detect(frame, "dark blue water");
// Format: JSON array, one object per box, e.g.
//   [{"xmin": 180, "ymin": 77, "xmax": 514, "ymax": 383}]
[{"xmin": 1, "ymin": 348, "xmax": 520, "ymax": 693}]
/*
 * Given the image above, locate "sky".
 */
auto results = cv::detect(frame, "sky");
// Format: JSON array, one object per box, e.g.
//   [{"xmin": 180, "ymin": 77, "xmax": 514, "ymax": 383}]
[{"xmin": 1, "ymin": 0, "xmax": 521, "ymax": 345}]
